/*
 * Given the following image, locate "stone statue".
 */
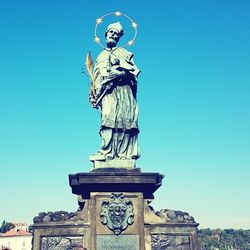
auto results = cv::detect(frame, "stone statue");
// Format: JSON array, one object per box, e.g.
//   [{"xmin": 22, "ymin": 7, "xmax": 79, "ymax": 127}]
[{"xmin": 87, "ymin": 21, "xmax": 140, "ymax": 165}]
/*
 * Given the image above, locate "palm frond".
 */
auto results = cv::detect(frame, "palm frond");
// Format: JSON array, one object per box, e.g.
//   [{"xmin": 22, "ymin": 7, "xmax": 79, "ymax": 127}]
[{"xmin": 85, "ymin": 52, "xmax": 94, "ymax": 82}]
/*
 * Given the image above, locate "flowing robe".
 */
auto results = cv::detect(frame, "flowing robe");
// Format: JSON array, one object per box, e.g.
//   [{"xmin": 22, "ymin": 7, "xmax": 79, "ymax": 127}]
[{"xmin": 90, "ymin": 47, "xmax": 140, "ymax": 160}]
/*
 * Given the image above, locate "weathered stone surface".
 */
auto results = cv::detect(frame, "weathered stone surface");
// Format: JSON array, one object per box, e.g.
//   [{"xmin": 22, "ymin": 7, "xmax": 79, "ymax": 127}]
[
  {"xmin": 144, "ymin": 203, "xmax": 199, "ymax": 249},
  {"xmin": 89, "ymin": 192, "xmax": 145, "ymax": 250},
  {"xmin": 32, "ymin": 222, "xmax": 89, "ymax": 250},
  {"xmin": 32, "ymin": 169, "xmax": 200, "ymax": 249},
  {"xmin": 41, "ymin": 236, "xmax": 83, "ymax": 250},
  {"xmin": 100, "ymin": 193, "xmax": 135, "ymax": 235},
  {"xmin": 69, "ymin": 169, "xmax": 164, "ymax": 199},
  {"xmin": 145, "ymin": 222, "xmax": 199, "ymax": 250},
  {"xmin": 33, "ymin": 210, "xmax": 79, "ymax": 224},
  {"xmin": 151, "ymin": 234, "xmax": 191, "ymax": 250},
  {"xmin": 96, "ymin": 235, "xmax": 139, "ymax": 250},
  {"xmin": 156, "ymin": 209, "xmax": 196, "ymax": 223},
  {"xmin": 90, "ymin": 158, "xmax": 136, "ymax": 168},
  {"xmin": 144, "ymin": 201, "xmax": 166, "ymax": 224}
]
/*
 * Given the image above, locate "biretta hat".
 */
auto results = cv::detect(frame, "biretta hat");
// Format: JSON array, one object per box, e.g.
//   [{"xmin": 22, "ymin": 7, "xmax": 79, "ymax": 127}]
[{"xmin": 106, "ymin": 22, "xmax": 124, "ymax": 37}]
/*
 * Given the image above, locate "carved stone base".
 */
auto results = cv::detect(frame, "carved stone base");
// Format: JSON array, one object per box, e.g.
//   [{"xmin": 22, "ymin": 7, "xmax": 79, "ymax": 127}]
[
  {"xmin": 90, "ymin": 192, "xmax": 145, "ymax": 250},
  {"xmin": 89, "ymin": 155, "xmax": 136, "ymax": 169},
  {"xmin": 32, "ymin": 210, "xmax": 89, "ymax": 250},
  {"xmin": 32, "ymin": 169, "xmax": 200, "ymax": 250},
  {"xmin": 144, "ymin": 204, "xmax": 199, "ymax": 250}
]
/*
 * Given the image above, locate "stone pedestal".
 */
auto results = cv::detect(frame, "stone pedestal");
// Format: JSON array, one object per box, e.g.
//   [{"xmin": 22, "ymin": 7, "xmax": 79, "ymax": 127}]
[
  {"xmin": 90, "ymin": 192, "xmax": 144, "ymax": 250},
  {"xmin": 32, "ymin": 167, "xmax": 200, "ymax": 250},
  {"xmin": 68, "ymin": 168, "xmax": 164, "ymax": 250},
  {"xmin": 69, "ymin": 168, "xmax": 164, "ymax": 199}
]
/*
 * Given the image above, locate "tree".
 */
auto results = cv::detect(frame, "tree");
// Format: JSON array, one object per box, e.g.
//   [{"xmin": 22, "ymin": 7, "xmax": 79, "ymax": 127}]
[
  {"xmin": 0, "ymin": 220, "xmax": 14, "ymax": 233},
  {"xmin": 28, "ymin": 225, "xmax": 34, "ymax": 233},
  {"xmin": 198, "ymin": 228, "xmax": 250, "ymax": 250}
]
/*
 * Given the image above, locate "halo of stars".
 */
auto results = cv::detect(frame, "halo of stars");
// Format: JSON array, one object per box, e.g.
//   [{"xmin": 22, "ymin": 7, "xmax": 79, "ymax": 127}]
[{"xmin": 94, "ymin": 11, "xmax": 138, "ymax": 49}]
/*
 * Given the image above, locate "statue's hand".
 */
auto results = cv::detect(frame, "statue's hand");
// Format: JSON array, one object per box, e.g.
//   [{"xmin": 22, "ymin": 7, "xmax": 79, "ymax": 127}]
[
  {"xmin": 112, "ymin": 66, "xmax": 127, "ymax": 75},
  {"xmin": 101, "ymin": 70, "xmax": 125, "ymax": 86},
  {"xmin": 109, "ymin": 70, "xmax": 125, "ymax": 78}
]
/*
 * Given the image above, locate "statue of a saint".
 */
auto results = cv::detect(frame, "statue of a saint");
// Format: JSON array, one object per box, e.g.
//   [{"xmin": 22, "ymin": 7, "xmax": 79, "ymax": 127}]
[{"xmin": 88, "ymin": 22, "xmax": 140, "ymax": 162}]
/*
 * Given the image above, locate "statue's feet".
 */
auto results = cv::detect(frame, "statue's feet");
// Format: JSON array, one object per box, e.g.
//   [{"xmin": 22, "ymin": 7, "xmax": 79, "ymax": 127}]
[
  {"xmin": 89, "ymin": 152, "xmax": 106, "ymax": 161},
  {"xmin": 90, "ymin": 151, "xmax": 116, "ymax": 161},
  {"xmin": 90, "ymin": 153, "xmax": 136, "ymax": 168},
  {"xmin": 119, "ymin": 156, "xmax": 127, "ymax": 160}
]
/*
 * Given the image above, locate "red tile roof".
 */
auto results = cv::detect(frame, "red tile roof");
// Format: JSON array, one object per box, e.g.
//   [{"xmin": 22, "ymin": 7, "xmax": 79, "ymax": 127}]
[{"xmin": 1, "ymin": 228, "xmax": 31, "ymax": 237}]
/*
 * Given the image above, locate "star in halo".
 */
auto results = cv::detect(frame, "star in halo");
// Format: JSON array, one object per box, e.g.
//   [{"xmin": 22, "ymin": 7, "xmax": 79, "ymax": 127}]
[
  {"xmin": 131, "ymin": 22, "xmax": 137, "ymax": 29},
  {"xmin": 96, "ymin": 18, "xmax": 102, "ymax": 24},
  {"xmin": 94, "ymin": 36, "xmax": 100, "ymax": 43},
  {"xmin": 128, "ymin": 40, "xmax": 134, "ymax": 46},
  {"xmin": 115, "ymin": 11, "xmax": 122, "ymax": 17}
]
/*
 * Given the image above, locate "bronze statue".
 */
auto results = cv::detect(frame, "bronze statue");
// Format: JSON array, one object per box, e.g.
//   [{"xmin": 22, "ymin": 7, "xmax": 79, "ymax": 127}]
[{"xmin": 86, "ymin": 16, "xmax": 140, "ymax": 164}]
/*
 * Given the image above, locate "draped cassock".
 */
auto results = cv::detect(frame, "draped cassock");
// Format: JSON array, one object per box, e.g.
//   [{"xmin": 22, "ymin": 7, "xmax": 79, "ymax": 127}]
[{"xmin": 90, "ymin": 47, "xmax": 140, "ymax": 160}]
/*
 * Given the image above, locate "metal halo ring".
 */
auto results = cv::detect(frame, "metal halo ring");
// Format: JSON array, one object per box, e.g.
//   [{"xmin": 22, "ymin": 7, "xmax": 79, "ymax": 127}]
[{"xmin": 94, "ymin": 11, "xmax": 138, "ymax": 48}]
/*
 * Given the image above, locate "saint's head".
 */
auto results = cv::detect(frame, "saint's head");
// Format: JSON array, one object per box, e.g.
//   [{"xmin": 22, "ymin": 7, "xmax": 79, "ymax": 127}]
[{"xmin": 105, "ymin": 22, "xmax": 124, "ymax": 48}]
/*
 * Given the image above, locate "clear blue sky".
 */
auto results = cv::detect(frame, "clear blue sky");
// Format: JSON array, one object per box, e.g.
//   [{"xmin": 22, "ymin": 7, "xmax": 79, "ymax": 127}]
[{"xmin": 0, "ymin": 0, "xmax": 249, "ymax": 229}]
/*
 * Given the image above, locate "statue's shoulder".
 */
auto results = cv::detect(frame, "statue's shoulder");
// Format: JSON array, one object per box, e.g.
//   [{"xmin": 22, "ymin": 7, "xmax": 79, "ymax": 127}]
[
  {"xmin": 96, "ymin": 49, "xmax": 109, "ymax": 62},
  {"xmin": 95, "ymin": 48, "xmax": 134, "ymax": 63},
  {"xmin": 116, "ymin": 47, "xmax": 133, "ymax": 60}
]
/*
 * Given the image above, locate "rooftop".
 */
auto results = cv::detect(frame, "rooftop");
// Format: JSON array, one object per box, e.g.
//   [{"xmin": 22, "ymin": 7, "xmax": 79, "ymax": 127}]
[{"xmin": 1, "ymin": 228, "xmax": 31, "ymax": 237}]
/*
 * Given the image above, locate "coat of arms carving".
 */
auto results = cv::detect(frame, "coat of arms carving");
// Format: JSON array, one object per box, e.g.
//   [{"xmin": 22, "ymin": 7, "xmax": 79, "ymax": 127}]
[{"xmin": 100, "ymin": 192, "xmax": 134, "ymax": 235}]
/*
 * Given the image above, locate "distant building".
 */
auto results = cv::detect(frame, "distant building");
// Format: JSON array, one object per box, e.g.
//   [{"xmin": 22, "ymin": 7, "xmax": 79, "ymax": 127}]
[{"xmin": 0, "ymin": 223, "xmax": 32, "ymax": 250}]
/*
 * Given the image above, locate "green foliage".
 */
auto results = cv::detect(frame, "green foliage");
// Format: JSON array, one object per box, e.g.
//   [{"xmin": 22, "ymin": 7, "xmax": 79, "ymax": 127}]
[
  {"xmin": 0, "ymin": 220, "xmax": 15, "ymax": 233},
  {"xmin": 28, "ymin": 225, "xmax": 34, "ymax": 233},
  {"xmin": 198, "ymin": 228, "xmax": 250, "ymax": 250}
]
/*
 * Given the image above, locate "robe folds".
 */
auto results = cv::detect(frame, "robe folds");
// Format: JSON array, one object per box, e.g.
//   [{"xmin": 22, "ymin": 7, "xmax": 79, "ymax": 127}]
[{"xmin": 91, "ymin": 47, "xmax": 140, "ymax": 160}]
